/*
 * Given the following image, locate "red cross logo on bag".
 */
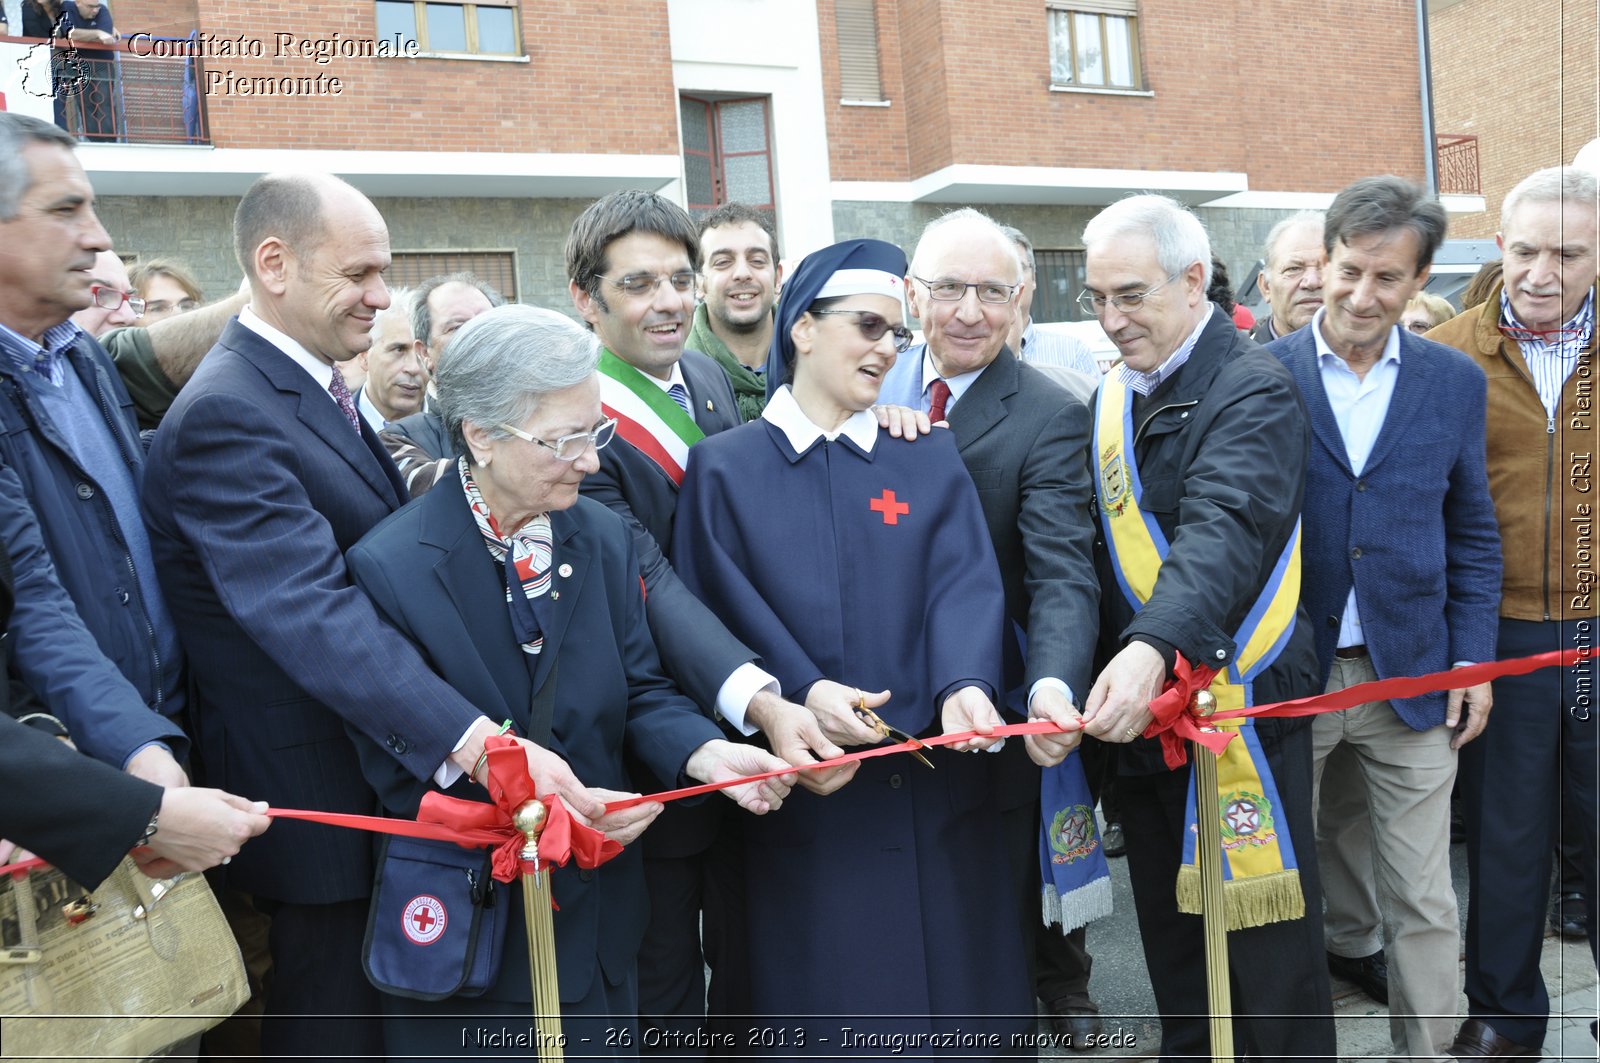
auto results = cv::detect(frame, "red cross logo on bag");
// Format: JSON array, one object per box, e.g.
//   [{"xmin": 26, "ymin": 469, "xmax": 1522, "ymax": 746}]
[{"xmin": 402, "ymin": 895, "xmax": 447, "ymax": 945}]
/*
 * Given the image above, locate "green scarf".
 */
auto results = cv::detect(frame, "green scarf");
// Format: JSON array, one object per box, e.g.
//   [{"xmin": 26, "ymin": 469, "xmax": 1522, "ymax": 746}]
[{"xmin": 687, "ymin": 303, "xmax": 768, "ymax": 423}]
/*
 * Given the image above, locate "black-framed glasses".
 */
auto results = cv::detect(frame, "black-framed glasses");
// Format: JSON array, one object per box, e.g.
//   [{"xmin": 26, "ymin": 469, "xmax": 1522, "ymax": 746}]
[
  {"xmin": 1076, "ymin": 271, "xmax": 1182, "ymax": 316},
  {"xmin": 912, "ymin": 276, "xmax": 1018, "ymax": 304},
  {"xmin": 599, "ymin": 271, "xmax": 697, "ymax": 298},
  {"xmin": 810, "ymin": 310, "xmax": 915, "ymax": 352},
  {"xmin": 497, "ymin": 417, "xmax": 618, "ymax": 461},
  {"xmin": 89, "ymin": 285, "xmax": 145, "ymax": 316}
]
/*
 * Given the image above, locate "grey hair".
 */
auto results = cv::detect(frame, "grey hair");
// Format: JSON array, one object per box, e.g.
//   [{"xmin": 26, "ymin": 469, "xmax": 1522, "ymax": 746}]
[
  {"xmin": 912, "ymin": 207, "xmax": 1024, "ymax": 283},
  {"xmin": 1261, "ymin": 210, "xmax": 1327, "ymax": 270},
  {"xmin": 411, "ymin": 271, "xmax": 505, "ymax": 346},
  {"xmin": 437, "ymin": 304, "xmax": 600, "ymax": 457},
  {"xmin": 999, "ymin": 224, "xmax": 1036, "ymax": 273},
  {"xmin": 372, "ymin": 287, "xmax": 414, "ymax": 337},
  {"xmin": 1083, "ymin": 194, "xmax": 1213, "ymax": 290},
  {"xmin": 1501, "ymin": 166, "xmax": 1599, "ymax": 230},
  {"xmin": 0, "ymin": 113, "xmax": 77, "ymax": 220}
]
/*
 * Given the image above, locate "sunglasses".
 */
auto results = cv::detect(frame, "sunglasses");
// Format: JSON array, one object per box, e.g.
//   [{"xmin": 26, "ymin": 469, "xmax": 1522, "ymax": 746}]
[{"xmin": 810, "ymin": 309, "xmax": 914, "ymax": 352}]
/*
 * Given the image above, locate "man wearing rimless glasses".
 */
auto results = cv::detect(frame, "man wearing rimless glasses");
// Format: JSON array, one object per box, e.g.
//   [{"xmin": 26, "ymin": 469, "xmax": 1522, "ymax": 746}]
[{"xmin": 878, "ymin": 208, "xmax": 1103, "ymax": 1046}]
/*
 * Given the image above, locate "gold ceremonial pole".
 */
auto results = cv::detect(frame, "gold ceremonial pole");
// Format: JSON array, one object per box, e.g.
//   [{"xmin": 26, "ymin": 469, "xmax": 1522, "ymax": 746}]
[
  {"xmin": 1191, "ymin": 689, "xmax": 1234, "ymax": 1063},
  {"xmin": 513, "ymin": 799, "xmax": 565, "ymax": 1061}
]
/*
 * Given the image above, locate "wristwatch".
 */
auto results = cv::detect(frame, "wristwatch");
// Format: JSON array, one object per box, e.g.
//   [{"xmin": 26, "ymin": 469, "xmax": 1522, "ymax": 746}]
[{"xmin": 137, "ymin": 810, "xmax": 160, "ymax": 847}]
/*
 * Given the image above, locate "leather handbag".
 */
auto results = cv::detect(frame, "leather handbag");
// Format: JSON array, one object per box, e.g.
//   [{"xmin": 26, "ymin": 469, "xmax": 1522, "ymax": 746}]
[{"xmin": 0, "ymin": 857, "xmax": 248, "ymax": 1059}]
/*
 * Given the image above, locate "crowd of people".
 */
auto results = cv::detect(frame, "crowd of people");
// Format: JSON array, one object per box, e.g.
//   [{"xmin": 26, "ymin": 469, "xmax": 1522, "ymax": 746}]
[{"xmin": 0, "ymin": 104, "xmax": 1595, "ymax": 1063}]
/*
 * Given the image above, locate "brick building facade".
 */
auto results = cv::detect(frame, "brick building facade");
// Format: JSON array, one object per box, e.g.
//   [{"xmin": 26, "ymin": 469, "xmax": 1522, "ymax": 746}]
[{"xmin": 1, "ymin": 0, "xmax": 1483, "ymax": 317}]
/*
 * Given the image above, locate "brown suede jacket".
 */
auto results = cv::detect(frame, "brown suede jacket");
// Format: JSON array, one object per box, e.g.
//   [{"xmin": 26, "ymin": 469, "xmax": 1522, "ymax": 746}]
[{"xmin": 1428, "ymin": 278, "xmax": 1599, "ymax": 621}]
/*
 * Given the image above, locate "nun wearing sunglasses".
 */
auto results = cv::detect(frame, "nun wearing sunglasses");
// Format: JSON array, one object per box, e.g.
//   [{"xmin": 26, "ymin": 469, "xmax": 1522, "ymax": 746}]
[{"xmin": 671, "ymin": 239, "xmax": 1031, "ymax": 1053}]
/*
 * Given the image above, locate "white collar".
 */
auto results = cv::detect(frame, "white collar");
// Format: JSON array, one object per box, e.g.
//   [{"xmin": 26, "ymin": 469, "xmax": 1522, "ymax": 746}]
[
  {"xmin": 355, "ymin": 384, "xmax": 388, "ymax": 432},
  {"xmin": 635, "ymin": 358, "xmax": 687, "ymax": 395},
  {"xmin": 918, "ymin": 347, "xmax": 986, "ymax": 404},
  {"xmin": 239, "ymin": 304, "xmax": 339, "ymax": 392},
  {"xmin": 761, "ymin": 384, "xmax": 878, "ymax": 453},
  {"xmin": 1310, "ymin": 307, "xmax": 1403, "ymax": 370}
]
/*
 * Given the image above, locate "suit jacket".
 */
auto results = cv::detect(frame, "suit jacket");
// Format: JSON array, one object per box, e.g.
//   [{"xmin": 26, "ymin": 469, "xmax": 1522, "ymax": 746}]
[
  {"xmin": 1268, "ymin": 326, "xmax": 1501, "ymax": 728},
  {"xmin": 879, "ymin": 346, "xmax": 1100, "ymax": 809},
  {"xmin": 141, "ymin": 319, "xmax": 487, "ymax": 903},
  {"xmin": 346, "ymin": 486, "xmax": 723, "ymax": 1000},
  {"xmin": 580, "ymin": 348, "xmax": 755, "ymax": 857},
  {"xmin": 1, "ymin": 538, "xmax": 160, "ymax": 890}
]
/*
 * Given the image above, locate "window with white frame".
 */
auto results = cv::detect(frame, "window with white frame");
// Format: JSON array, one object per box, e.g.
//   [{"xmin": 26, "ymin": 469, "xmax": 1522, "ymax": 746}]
[
  {"xmin": 1047, "ymin": 1, "xmax": 1141, "ymax": 90},
  {"xmin": 375, "ymin": 0, "xmax": 520, "ymax": 56}
]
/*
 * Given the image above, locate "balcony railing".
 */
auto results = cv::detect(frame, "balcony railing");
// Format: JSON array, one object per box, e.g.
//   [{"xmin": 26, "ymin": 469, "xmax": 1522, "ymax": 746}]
[
  {"xmin": 1436, "ymin": 134, "xmax": 1480, "ymax": 196},
  {"xmin": 3, "ymin": 36, "xmax": 208, "ymax": 145}
]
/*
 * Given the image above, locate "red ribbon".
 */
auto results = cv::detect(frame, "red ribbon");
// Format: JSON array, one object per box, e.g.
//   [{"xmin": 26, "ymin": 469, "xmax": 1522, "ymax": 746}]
[{"xmin": 11, "ymin": 647, "xmax": 1575, "ymax": 885}]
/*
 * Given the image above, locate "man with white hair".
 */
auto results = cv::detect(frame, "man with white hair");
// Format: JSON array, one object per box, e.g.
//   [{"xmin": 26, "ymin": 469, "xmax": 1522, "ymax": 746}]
[
  {"xmin": 354, "ymin": 287, "xmax": 427, "ymax": 430},
  {"xmin": 1076, "ymin": 194, "xmax": 1335, "ymax": 1059},
  {"xmin": 1429, "ymin": 164, "xmax": 1598, "ymax": 1060},
  {"xmin": 1252, "ymin": 210, "xmax": 1327, "ymax": 342}
]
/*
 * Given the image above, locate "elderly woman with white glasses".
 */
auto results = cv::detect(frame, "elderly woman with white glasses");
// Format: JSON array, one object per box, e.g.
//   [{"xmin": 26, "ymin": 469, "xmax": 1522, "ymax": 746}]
[{"xmin": 345, "ymin": 303, "xmax": 792, "ymax": 1059}]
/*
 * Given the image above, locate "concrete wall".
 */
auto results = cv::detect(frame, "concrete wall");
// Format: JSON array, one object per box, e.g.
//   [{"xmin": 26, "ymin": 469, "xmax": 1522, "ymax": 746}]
[{"xmin": 95, "ymin": 194, "xmax": 593, "ymax": 315}]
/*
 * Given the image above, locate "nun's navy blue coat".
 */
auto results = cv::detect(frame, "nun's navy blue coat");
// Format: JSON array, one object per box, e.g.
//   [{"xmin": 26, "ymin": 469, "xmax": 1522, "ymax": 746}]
[{"xmin": 673, "ymin": 417, "xmax": 1031, "ymax": 1053}]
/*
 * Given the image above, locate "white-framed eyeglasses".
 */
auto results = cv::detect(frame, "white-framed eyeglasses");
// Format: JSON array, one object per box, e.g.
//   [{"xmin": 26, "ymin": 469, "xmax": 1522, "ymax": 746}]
[{"xmin": 497, "ymin": 417, "xmax": 618, "ymax": 461}]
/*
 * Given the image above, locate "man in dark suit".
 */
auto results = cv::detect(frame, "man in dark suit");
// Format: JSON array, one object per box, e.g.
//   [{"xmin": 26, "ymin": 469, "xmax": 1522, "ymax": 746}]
[
  {"xmin": 141, "ymin": 173, "xmax": 604, "ymax": 1058},
  {"xmin": 1077, "ymin": 194, "xmax": 1335, "ymax": 1060},
  {"xmin": 562, "ymin": 189, "xmax": 839, "ymax": 1048},
  {"xmin": 1268, "ymin": 176, "xmax": 1500, "ymax": 1060},
  {"xmin": 877, "ymin": 207, "xmax": 1102, "ymax": 1044}
]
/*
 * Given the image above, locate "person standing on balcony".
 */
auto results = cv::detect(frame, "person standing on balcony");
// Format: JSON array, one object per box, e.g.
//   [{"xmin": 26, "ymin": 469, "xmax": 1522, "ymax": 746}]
[{"xmin": 56, "ymin": 0, "xmax": 117, "ymax": 142}]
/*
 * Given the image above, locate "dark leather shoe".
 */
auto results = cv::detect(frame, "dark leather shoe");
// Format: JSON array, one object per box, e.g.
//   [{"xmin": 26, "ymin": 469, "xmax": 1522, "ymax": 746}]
[
  {"xmin": 1326, "ymin": 949, "xmax": 1389, "ymax": 1005},
  {"xmin": 1101, "ymin": 822, "xmax": 1127, "ymax": 858},
  {"xmin": 1550, "ymin": 891, "xmax": 1587, "ymax": 939},
  {"xmin": 1047, "ymin": 1007, "xmax": 1103, "ymax": 1052},
  {"xmin": 1445, "ymin": 1018, "xmax": 1541, "ymax": 1059}
]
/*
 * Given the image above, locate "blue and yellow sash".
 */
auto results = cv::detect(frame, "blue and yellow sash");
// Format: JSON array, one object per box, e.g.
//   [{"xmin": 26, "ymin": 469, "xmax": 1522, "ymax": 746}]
[{"xmin": 1095, "ymin": 374, "xmax": 1305, "ymax": 930}]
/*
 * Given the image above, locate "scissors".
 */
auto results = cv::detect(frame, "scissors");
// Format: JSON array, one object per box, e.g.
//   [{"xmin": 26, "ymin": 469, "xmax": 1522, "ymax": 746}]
[{"xmin": 852, "ymin": 690, "xmax": 935, "ymax": 770}]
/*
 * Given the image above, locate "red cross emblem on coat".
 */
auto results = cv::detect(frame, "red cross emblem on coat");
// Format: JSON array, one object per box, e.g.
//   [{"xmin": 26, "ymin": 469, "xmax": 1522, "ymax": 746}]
[{"xmin": 870, "ymin": 489, "xmax": 909, "ymax": 526}]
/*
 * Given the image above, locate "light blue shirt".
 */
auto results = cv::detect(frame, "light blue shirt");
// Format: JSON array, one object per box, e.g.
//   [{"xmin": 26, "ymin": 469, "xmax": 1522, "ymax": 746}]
[
  {"xmin": 1019, "ymin": 320, "xmax": 1100, "ymax": 376},
  {"xmin": 1118, "ymin": 304, "xmax": 1214, "ymax": 396},
  {"xmin": 1311, "ymin": 308, "xmax": 1402, "ymax": 650}
]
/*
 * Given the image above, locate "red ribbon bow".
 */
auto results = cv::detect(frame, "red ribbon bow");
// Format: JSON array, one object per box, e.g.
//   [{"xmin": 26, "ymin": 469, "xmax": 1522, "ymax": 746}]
[
  {"xmin": 1139, "ymin": 654, "xmax": 1232, "ymax": 770},
  {"xmin": 417, "ymin": 735, "xmax": 621, "ymax": 884}
]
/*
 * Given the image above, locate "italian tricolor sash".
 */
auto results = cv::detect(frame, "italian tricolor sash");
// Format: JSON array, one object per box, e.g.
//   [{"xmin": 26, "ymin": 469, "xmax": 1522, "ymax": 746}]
[
  {"xmin": 598, "ymin": 349, "xmax": 705, "ymax": 486},
  {"xmin": 1095, "ymin": 373, "xmax": 1306, "ymax": 930}
]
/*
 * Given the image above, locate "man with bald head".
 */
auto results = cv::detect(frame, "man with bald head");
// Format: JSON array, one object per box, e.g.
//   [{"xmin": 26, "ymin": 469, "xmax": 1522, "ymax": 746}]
[
  {"xmin": 877, "ymin": 208, "xmax": 1103, "ymax": 1043},
  {"xmin": 1253, "ymin": 210, "xmax": 1327, "ymax": 342},
  {"xmin": 143, "ymin": 172, "xmax": 606, "ymax": 1057}
]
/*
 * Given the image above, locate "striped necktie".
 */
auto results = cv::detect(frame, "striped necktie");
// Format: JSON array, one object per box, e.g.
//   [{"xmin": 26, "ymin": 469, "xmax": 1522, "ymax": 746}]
[{"xmin": 668, "ymin": 382, "xmax": 692, "ymax": 416}]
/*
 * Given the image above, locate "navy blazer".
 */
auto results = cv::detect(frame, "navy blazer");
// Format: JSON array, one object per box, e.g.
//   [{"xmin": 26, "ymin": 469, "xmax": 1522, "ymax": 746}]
[
  {"xmin": 346, "ymin": 485, "xmax": 723, "ymax": 1000},
  {"xmin": 1269, "ymin": 326, "xmax": 1501, "ymax": 729},
  {"xmin": 579, "ymin": 348, "xmax": 754, "ymax": 857},
  {"xmin": 142, "ymin": 319, "xmax": 490, "ymax": 903}
]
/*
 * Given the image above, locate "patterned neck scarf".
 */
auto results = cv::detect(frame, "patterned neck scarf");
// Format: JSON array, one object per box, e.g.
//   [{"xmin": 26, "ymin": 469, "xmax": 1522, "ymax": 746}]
[{"xmin": 459, "ymin": 457, "xmax": 552, "ymax": 654}]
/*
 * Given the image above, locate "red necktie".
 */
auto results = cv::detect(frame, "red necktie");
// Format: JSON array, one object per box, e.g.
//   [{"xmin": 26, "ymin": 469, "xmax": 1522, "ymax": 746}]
[{"xmin": 927, "ymin": 378, "xmax": 952, "ymax": 424}]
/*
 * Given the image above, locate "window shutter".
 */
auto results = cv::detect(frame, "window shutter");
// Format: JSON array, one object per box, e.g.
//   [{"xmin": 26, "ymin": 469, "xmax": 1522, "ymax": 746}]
[{"xmin": 835, "ymin": 0, "xmax": 884, "ymax": 101}]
